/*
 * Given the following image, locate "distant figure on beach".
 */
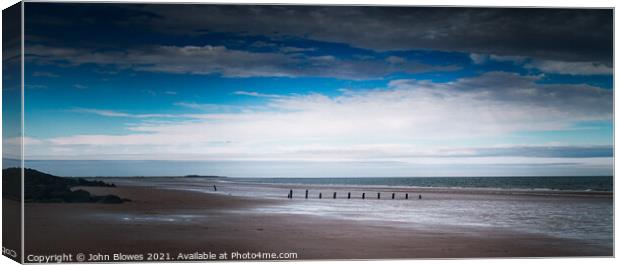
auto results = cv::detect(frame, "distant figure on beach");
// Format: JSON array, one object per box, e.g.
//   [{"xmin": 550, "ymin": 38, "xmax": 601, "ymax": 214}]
[
  {"xmin": 288, "ymin": 189, "xmax": 293, "ymax": 199},
  {"xmin": 213, "ymin": 185, "xmax": 217, "ymax": 191},
  {"xmin": 362, "ymin": 193, "xmax": 365, "ymax": 199},
  {"xmin": 305, "ymin": 189, "xmax": 309, "ymax": 199},
  {"xmin": 319, "ymin": 193, "xmax": 322, "ymax": 199},
  {"xmin": 419, "ymin": 194, "xmax": 422, "ymax": 199}
]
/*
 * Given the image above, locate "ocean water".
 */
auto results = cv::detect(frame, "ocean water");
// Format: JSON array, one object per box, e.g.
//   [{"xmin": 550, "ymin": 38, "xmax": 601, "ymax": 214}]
[
  {"xmin": 233, "ymin": 176, "xmax": 614, "ymax": 192},
  {"xmin": 108, "ymin": 176, "xmax": 614, "ymax": 251},
  {"xmin": 19, "ymin": 159, "xmax": 614, "ymax": 178},
  {"xmin": 18, "ymin": 159, "xmax": 613, "ymax": 192}
]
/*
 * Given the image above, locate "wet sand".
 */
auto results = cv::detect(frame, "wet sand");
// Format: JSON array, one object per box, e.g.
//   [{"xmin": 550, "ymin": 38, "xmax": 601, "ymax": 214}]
[{"xmin": 24, "ymin": 184, "xmax": 613, "ymax": 260}]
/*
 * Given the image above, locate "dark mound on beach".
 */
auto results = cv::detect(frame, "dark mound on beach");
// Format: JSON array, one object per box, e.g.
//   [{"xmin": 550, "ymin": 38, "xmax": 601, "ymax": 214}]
[{"xmin": 2, "ymin": 168, "xmax": 130, "ymax": 203}]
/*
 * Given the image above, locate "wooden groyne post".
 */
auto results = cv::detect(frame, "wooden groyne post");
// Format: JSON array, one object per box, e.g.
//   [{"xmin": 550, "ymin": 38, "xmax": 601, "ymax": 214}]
[{"xmin": 287, "ymin": 189, "xmax": 421, "ymax": 201}]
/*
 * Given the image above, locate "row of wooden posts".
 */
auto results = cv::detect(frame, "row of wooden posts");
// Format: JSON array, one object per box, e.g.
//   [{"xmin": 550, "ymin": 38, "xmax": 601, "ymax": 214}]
[{"xmin": 287, "ymin": 189, "xmax": 422, "ymax": 200}]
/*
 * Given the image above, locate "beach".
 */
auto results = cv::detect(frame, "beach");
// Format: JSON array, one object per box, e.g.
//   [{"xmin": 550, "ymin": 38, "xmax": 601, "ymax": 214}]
[{"xmin": 23, "ymin": 178, "xmax": 613, "ymax": 260}]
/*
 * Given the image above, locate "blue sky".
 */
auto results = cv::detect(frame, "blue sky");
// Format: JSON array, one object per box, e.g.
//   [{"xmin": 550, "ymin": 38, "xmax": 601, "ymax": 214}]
[{"xmin": 11, "ymin": 4, "xmax": 613, "ymax": 176}]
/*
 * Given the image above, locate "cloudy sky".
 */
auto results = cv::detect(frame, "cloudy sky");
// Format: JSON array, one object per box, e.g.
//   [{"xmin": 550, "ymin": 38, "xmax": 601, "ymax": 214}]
[{"xmin": 16, "ymin": 3, "xmax": 613, "ymax": 177}]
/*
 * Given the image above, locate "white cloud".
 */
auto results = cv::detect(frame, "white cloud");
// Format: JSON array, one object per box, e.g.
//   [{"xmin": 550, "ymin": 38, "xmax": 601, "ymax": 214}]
[
  {"xmin": 525, "ymin": 60, "xmax": 613, "ymax": 75},
  {"xmin": 489, "ymin": 55, "xmax": 527, "ymax": 64},
  {"xmin": 469, "ymin": 53, "xmax": 488, "ymax": 64},
  {"xmin": 173, "ymin": 102, "xmax": 243, "ymax": 112},
  {"xmin": 472, "ymin": 54, "xmax": 527, "ymax": 65},
  {"xmin": 233, "ymin": 91, "xmax": 286, "ymax": 98},
  {"xmin": 32, "ymin": 71, "xmax": 59, "ymax": 78},
  {"xmin": 279, "ymin": 46, "xmax": 316, "ymax": 53},
  {"xmin": 3, "ymin": 137, "xmax": 43, "ymax": 160},
  {"xmin": 470, "ymin": 53, "xmax": 611, "ymax": 76},
  {"xmin": 27, "ymin": 44, "xmax": 459, "ymax": 80},
  {"xmin": 25, "ymin": 84, "xmax": 48, "ymax": 90},
  {"xmin": 386, "ymin": 56, "xmax": 406, "ymax": 64},
  {"xmin": 72, "ymin": 108, "xmax": 179, "ymax": 119},
  {"xmin": 26, "ymin": 72, "xmax": 611, "ymax": 162}
]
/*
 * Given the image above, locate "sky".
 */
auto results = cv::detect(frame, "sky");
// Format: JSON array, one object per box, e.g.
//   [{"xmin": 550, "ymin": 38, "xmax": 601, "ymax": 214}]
[{"xmin": 10, "ymin": 3, "xmax": 614, "ymax": 177}]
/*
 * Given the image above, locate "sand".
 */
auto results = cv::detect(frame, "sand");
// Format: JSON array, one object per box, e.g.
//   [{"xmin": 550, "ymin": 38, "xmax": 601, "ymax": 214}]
[{"xmin": 23, "ymin": 184, "xmax": 612, "ymax": 261}]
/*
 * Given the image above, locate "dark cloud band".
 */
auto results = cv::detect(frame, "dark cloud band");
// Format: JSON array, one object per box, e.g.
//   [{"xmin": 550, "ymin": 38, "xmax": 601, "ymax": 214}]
[{"xmin": 25, "ymin": 4, "xmax": 612, "ymax": 65}]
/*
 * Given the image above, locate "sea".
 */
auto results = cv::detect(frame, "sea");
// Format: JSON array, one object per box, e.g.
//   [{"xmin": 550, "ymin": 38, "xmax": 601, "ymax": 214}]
[
  {"xmin": 9, "ymin": 159, "xmax": 614, "ymax": 192},
  {"xmin": 233, "ymin": 176, "xmax": 613, "ymax": 192}
]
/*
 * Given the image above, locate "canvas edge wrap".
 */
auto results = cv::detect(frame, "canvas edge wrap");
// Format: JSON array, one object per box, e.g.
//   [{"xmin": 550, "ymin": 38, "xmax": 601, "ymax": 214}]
[{"xmin": 2, "ymin": 1, "xmax": 24, "ymax": 263}]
